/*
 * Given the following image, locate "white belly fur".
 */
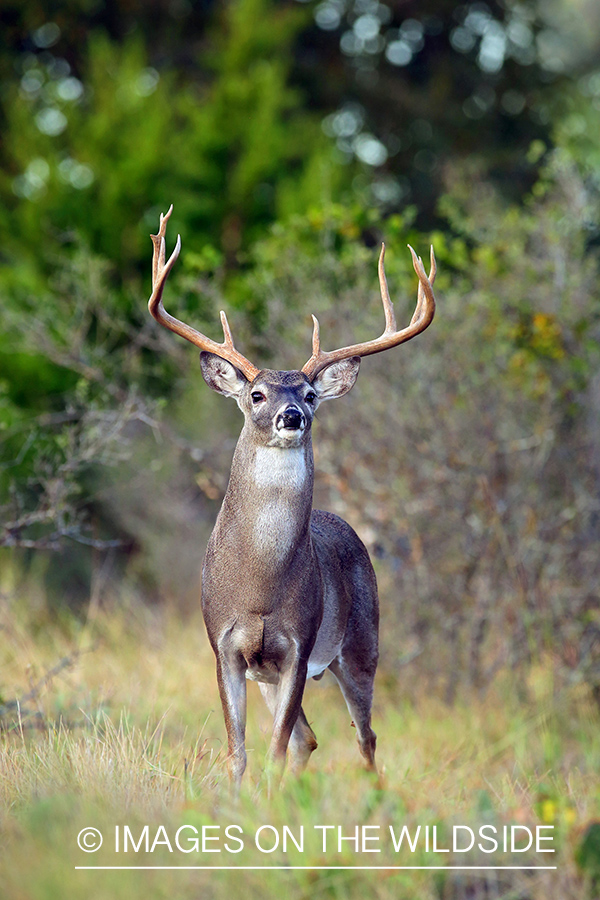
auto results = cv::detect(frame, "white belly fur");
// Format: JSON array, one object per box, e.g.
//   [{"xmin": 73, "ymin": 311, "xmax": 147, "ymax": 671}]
[{"xmin": 307, "ymin": 579, "xmax": 344, "ymax": 678}]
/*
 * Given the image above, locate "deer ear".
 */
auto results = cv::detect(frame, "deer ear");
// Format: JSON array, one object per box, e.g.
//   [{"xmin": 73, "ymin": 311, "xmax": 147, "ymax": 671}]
[
  {"xmin": 200, "ymin": 351, "xmax": 248, "ymax": 398},
  {"xmin": 312, "ymin": 357, "xmax": 360, "ymax": 400}
]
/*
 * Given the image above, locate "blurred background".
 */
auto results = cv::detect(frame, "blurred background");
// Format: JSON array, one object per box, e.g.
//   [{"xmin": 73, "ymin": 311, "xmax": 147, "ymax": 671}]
[{"xmin": 0, "ymin": 0, "xmax": 599, "ymax": 708}]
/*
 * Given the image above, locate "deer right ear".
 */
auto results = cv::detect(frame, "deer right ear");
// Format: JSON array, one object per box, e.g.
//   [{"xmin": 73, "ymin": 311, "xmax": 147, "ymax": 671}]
[{"xmin": 200, "ymin": 351, "xmax": 248, "ymax": 398}]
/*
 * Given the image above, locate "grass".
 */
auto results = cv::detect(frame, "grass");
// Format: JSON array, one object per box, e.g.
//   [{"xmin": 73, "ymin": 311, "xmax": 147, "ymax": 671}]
[{"xmin": 1, "ymin": 593, "xmax": 599, "ymax": 900}]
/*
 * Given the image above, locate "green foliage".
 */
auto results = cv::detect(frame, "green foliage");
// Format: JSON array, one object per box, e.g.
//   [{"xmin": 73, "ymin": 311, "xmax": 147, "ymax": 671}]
[
  {"xmin": 437, "ymin": 150, "xmax": 600, "ymax": 404},
  {"xmin": 576, "ymin": 822, "xmax": 600, "ymax": 889},
  {"xmin": 552, "ymin": 69, "xmax": 600, "ymax": 186},
  {"xmin": 0, "ymin": 0, "xmax": 342, "ymax": 559},
  {"xmin": 0, "ymin": 0, "xmax": 334, "ymax": 281}
]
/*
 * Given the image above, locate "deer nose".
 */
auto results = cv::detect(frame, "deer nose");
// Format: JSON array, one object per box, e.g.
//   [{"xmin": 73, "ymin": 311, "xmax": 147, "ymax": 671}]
[{"xmin": 276, "ymin": 407, "xmax": 305, "ymax": 431}]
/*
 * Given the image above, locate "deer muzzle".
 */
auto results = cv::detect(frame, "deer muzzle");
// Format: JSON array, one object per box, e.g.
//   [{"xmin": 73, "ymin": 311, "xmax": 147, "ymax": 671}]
[{"xmin": 276, "ymin": 407, "xmax": 305, "ymax": 432}]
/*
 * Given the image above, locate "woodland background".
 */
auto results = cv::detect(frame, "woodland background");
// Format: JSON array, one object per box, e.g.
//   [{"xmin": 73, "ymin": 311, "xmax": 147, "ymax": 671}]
[{"xmin": 1, "ymin": 1, "xmax": 600, "ymax": 898}]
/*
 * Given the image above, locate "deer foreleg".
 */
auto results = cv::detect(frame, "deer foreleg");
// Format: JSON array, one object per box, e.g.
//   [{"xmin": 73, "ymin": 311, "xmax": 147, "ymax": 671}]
[
  {"xmin": 215, "ymin": 653, "xmax": 247, "ymax": 792},
  {"xmin": 265, "ymin": 645, "xmax": 308, "ymax": 784},
  {"xmin": 259, "ymin": 683, "xmax": 317, "ymax": 774}
]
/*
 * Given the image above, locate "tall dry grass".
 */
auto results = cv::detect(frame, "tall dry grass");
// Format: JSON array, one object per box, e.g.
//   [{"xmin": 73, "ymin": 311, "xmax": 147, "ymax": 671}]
[{"xmin": 0, "ymin": 586, "xmax": 597, "ymax": 900}]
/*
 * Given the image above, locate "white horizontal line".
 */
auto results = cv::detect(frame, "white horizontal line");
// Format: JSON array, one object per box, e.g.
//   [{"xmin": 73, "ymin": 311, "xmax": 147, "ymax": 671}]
[{"xmin": 75, "ymin": 866, "xmax": 558, "ymax": 871}]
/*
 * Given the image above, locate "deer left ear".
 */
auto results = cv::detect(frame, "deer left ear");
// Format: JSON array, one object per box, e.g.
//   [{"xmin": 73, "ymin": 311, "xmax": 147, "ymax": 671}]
[{"xmin": 312, "ymin": 357, "xmax": 360, "ymax": 400}]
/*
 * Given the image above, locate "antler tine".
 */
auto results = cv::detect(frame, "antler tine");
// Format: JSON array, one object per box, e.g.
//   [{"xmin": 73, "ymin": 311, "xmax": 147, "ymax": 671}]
[
  {"xmin": 408, "ymin": 244, "xmax": 436, "ymax": 326},
  {"xmin": 301, "ymin": 314, "xmax": 322, "ymax": 378},
  {"xmin": 152, "ymin": 203, "xmax": 173, "ymax": 287},
  {"xmin": 301, "ymin": 243, "xmax": 436, "ymax": 381},
  {"xmin": 310, "ymin": 314, "xmax": 321, "ymax": 357},
  {"xmin": 148, "ymin": 208, "xmax": 260, "ymax": 381},
  {"xmin": 378, "ymin": 243, "xmax": 397, "ymax": 334},
  {"xmin": 150, "ymin": 236, "xmax": 181, "ymax": 307},
  {"xmin": 220, "ymin": 310, "xmax": 235, "ymax": 348}
]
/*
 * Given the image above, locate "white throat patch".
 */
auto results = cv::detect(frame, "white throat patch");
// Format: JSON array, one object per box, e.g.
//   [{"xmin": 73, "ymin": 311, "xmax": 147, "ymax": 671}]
[
  {"xmin": 252, "ymin": 447, "xmax": 308, "ymax": 562},
  {"xmin": 253, "ymin": 446, "xmax": 307, "ymax": 490}
]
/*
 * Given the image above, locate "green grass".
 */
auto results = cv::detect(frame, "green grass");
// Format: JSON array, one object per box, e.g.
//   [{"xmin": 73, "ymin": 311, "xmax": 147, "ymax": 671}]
[{"xmin": 1, "ymin": 597, "xmax": 599, "ymax": 899}]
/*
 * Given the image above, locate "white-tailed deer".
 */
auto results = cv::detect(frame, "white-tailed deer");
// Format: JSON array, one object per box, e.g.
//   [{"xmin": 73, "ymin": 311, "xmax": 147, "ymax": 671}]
[{"xmin": 148, "ymin": 206, "xmax": 436, "ymax": 790}]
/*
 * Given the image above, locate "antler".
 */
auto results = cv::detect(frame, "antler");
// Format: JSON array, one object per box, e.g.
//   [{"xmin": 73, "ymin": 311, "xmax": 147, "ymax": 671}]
[
  {"xmin": 301, "ymin": 244, "xmax": 436, "ymax": 380},
  {"xmin": 148, "ymin": 206, "xmax": 260, "ymax": 381}
]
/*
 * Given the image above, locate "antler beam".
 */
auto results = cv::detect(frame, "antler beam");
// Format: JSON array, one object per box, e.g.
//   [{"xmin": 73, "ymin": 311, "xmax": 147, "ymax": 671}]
[
  {"xmin": 301, "ymin": 244, "xmax": 436, "ymax": 380},
  {"xmin": 148, "ymin": 206, "xmax": 260, "ymax": 381}
]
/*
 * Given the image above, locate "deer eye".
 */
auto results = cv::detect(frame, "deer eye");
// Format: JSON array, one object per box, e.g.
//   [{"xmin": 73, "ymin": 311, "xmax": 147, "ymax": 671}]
[
  {"xmin": 305, "ymin": 391, "xmax": 317, "ymax": 404},
  {"xmin": 251, "ymin": 391, "xmax": 265, "ymax": 404}
]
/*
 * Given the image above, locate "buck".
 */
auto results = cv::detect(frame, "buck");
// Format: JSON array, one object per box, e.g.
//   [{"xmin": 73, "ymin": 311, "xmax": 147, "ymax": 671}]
[{"xmin": 148, "ymin": 206, "xmax": 436, "ymax": 790}]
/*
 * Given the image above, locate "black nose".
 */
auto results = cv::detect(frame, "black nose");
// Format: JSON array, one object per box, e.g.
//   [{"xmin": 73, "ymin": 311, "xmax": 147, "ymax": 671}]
[{"xmin": 276, "ymin": 407, "xmax": 304, "ymax": 430}]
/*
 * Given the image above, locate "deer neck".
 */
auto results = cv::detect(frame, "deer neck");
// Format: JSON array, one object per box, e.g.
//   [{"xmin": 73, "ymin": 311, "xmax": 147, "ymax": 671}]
[{"xmin": 216, "ymin": 427, "xmax": 314, "ymax": 563}]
